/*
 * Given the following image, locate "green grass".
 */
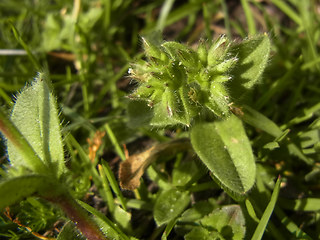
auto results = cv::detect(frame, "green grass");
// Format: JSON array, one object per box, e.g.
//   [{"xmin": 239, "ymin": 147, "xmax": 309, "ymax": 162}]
[{"xmin": 0, "ymin": 0, "xmax": 320, "ymax": 239}]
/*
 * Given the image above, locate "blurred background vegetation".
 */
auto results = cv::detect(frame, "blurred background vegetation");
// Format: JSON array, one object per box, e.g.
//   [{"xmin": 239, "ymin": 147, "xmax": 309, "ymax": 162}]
[{"xmin": 1, "ymin": 0, "xmax": 320, "ymax": 239}]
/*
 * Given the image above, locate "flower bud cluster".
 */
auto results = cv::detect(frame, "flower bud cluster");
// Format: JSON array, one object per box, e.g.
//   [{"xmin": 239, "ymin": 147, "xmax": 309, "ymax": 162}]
[{"xmin": 128, "ymin": 35, "xmax": 238, "ymax": 126}]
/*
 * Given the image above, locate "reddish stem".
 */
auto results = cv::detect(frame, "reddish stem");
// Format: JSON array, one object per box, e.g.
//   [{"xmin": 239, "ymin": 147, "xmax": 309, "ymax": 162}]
[{"xmin": 48, "ymin": 194, "xmax": 107, "ymax": 240}]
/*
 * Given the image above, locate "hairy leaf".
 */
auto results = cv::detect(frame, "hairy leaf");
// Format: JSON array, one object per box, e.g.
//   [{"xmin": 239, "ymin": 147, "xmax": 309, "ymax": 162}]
[
  {"xmin": 200, "ymin": 205, "xmax": 246, "ymax": 240},
  {"xmin": 185, "ymin": 205, "xmax": 245, "ymax": 240},
  {"xmin": 57, "ymin": 221, "xmax": 86, "ymax": 240},
  {"xmin": 0, "ymin": 175, "xmax": 58, "ymax": 210},
  {"xmin": 7, "ymin": 73, "xmax": 65, "ymax": 177},
  {"xmin": 228, "ymin": 34, "xmax": 270, "ymax": 100},
  {"xmin": 185, "ymin": 227, "xmax": 221, "ymax": 240},
  {"xmin": 154, "ymin": 188, "xmax": 190, "ymax": 225},
  {"xmin": 190, "ymin": 115, "xmax": 256, "ymax": 199}
]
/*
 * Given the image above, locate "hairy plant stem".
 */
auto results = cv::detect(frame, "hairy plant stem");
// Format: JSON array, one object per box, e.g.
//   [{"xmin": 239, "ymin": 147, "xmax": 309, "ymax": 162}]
[{"xmin": 47, "ymin": 193, "xmax": 107, "ymax": 240}]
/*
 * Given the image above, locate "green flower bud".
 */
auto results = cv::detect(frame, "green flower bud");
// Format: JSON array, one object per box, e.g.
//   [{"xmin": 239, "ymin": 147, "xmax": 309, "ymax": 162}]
[
  {"xmin": 128, "ymin": 35, "xmax": 240, "ymax": 126},
  {"xmin": 197, "ymin": 39, "xmax": 208, "ymax": 66},
  {"xmin": 211, "ymin": 57, "xmax": 238, "ymax": 73},
  {"xmin": 162, "ymin": 42, "xmax": 200, "ymax": 71},
  {"xmin": 141, "ymin": 37, "xmax": 168, "ymax": 63},
  {"xmin": 207, "ymin": 82, "xmax": 230, "ymax": 117},
  {"xmin": 207, "ymin": 35, "xmax": 230, "ymax": 66}
]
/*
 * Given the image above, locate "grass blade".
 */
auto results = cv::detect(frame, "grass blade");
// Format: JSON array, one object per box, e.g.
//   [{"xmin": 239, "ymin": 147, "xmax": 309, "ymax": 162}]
[
  {"xmin": 9, "ymin": 22, "xmax": 41, "ymax": 69},
  {"xmin": 157, "ymin": 0, "xmax": 175, "ymax": 31},
  {"xmin": 105, "ymin": 123, "xmax": 126, "ymax": 161},
  {"xmin": 251, "ymin": 176, "xmax": 281, "ymax": 240},
  {"xmin": 101, "ymin": 160, "xmax": 127, "ymax": 211},
  {"xmin": 98, "ymin": 164, "xmax": 115, "ymax": 213},
  {"xmin": 240, "ymin": 0, "xmax": 256, "ymax": 35},
  {"xmin": 269, "ymin": 0, "xmax": 302, "ymax": 26}
]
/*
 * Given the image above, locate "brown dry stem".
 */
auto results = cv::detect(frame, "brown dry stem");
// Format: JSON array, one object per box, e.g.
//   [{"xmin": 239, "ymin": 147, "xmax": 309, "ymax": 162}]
[{"xmin": 119, "ymin": 138, "xmax": 191, "ymax": 190}]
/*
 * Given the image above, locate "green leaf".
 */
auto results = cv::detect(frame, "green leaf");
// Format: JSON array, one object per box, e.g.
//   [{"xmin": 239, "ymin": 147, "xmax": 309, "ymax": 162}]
[
  {"xmin": 7, "ymin": 73, "xmax": 65, "ymax": 177},
  {"xmin": 154, "ymin": 188, "xmax": 190, "ymax": 225},
  {"xmin": 57, "ymin": 221, "xmax": 86, "ymax": 240},
  {"xmin": 228, "ymin": 34, "xmax": 270, "ymax": 100},
  {"xmin": 172, "ymin": 159, "xmax": 200, "ymax": 187},
  {"xmin": 0, "ymin": 108, "xmax": 47, "ymax": 174},
  {"xmin": 127, "ymin": 100, "xmax": 182, "ymax": 128},
  {"xmin": 179, "ymin": 198, "xmax": 218, "ymax": 222},
  {"xmin": 147, "ymin": 166, "xmax": 172, "ymax": 190},
  {"xmin": 113, "ymin": 205, "xmax": 132, "ymax": 233},
  {"xmin": 41, "ymin": 14, "xmax": 62, "ymax": 51},
  {"xmin": 238, "ymin": 105, "xmax": 283, "ymax": 138},
  {"xmin": 200, "ymin": 205, "xmax": 246, "ymax": 240},
  {"xmin": 185, "ymin": 226, "xmax": 222, "ymax": 240},
  {"xmin": 238, "ymin": 105, "xmax": 313, "ymax": 165},
  {"xmin": 190, "ymin": 114, "xmax": 256, "ymax": 199},
  {"xmin": 263, "ymin": 142, "xmax": 280, "ymax": 150},
  {"xmin": 279, "ymin": 197, "xmax": 320, "ymax": 212},
  {"xmin": 300, "ymin": 129, "xmax": 320, "ymax": 149},
  {"xmin": 78, "ymin": 8, "xmax": 103, "ymax": 34},
  {"xmin": 0, "ymin": 175, "xmax": 58, "ymax": 210}
]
